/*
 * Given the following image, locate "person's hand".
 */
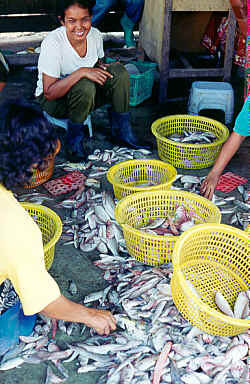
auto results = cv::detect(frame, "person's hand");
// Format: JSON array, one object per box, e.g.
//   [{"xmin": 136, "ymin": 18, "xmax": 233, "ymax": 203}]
[
  {"xmin": 80, "ymin": 67, "xmax": 113, "ymax": 85},
  {"xmin": 200, "ymin": 171, "xmax": 220, "ymax": 200},
  {"xmin": 83, "ymin": 307, "xmax": 116, "ymax": 335}
]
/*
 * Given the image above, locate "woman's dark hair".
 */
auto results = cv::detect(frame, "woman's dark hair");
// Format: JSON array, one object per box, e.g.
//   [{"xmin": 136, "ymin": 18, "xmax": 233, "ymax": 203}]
[
  {"xmin": 0, "ymin": 101, "xmax": 58, "ymax": 189},
  {"xmin": 58, "ymin": 0, "xmax": 96, "ymax": 21}
]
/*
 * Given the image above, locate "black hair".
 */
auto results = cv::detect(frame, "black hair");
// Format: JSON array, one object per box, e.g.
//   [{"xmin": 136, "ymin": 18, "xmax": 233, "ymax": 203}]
[
  {"xmin": 58, "ymin": 0, "xmax": 96, "ymax": 21},
  {"xmin": 0, "ymin": 101, "xmax": 58, "ymax": 189}
]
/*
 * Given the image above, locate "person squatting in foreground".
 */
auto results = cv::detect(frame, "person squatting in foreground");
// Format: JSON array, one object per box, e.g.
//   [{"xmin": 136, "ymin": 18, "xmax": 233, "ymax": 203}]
[
  {"xmin": 0, "ymin": 102, "xmax": 116, "ymax": 357},
  {"xmin": 36, "ymin": 0, "xmax": 148, "ymax": 163}
]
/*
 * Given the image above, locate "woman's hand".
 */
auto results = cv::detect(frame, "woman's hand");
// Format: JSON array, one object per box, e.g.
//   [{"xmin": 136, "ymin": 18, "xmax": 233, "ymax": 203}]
[
  {"xmin": 80, "ymin": 67, "xmax": 113, "ymax": 85},
  {"xmin": 82, "ymin": 307, "xmax": 116, "ymax": 335},
  {"xmin": 200, "ymin": 171, "xmax": 220, "ymax": 200},
  {"xmin": 41, "ymin": 295, "xmax": 116, "ymax": 336}
]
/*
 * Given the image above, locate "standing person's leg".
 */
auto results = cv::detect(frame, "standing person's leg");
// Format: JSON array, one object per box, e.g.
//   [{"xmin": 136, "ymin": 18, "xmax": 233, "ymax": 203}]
[
  {"xmin": 95, "ymin": 62, "xmax": 149, "ymax": 149},
  {"xmin": 124, "ymin": 0, "xmax": 144, "ymax": 24},
  {"xmin": 91, "ymin": 0, "xmax": 117, "ymax": 26},
  {"xmin": 121, "ymin": 0, "xmax": 144, "ymax": 47}
]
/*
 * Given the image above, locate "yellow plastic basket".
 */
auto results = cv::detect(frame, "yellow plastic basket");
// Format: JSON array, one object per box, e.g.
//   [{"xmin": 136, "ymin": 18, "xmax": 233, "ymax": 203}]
[
  {"xmin": 21, "ymin": 203, "xmax": 62, "ymax": 270},
  {"xmin": 151, "ymin": 115, "xmax": 229, "ymax": 169},
  {"xmin": 115, "ymin": 190, "xmax": 221, "ymax": 265},
  {"xmin": 171, "ymin": 224, "xmax": 250, "ymax": 336},
  {"xmin": 107, "ymin": 159, "xmax": 177, "ymax": 200}
]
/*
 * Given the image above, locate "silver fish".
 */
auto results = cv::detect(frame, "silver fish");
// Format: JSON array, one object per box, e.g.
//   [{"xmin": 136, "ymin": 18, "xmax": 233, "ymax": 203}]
[
  {"xmin": 84, "ymin": 290, "xmax": 104, "ymax": 304},
  {"xmin": 215, "ymin": 292, "xmax": 234, "ymax": 317},
  {"xmin": 0, "ymin": 357, "xmax": 24, "ymax": 370}
]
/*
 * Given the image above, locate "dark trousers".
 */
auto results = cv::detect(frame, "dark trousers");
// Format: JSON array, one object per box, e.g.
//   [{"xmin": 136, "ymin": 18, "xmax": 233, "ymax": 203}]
[{"xmin": 37, "ymin": 63, "xmax": 129, "ymax": 124}]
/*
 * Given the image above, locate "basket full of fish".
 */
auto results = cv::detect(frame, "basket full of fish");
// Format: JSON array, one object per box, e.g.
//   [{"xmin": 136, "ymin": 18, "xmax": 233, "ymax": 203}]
[
  {"xmin": 107, "ymin": 159, "xmax": 177, "ymax": 200},
  {"xmin": 151, "ymin": 114, "xmax": 229, "ymax": 169},
  {"xmin": 171, "ymin": 224, "xmax": 250, "ymax": 336},
  {"xmin": 115, "ymin": 190, "xmax": 221, "ymax": 266}
]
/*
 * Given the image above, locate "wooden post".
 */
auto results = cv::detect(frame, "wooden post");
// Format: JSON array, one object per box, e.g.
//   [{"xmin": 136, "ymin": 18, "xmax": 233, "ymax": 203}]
[
  {"xmin": 223, "ymin": 7, "xmax": 237, "ymax": 81},
  {"xmin": 159, "ymin": 0, "xmax": 173, "ymax": 103}
]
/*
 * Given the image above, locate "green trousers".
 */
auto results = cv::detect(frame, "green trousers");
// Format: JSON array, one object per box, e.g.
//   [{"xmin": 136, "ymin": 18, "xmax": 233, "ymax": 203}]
[{"xmin": 37, "ymin": 63, "xmax": 129, "ymax": 123}]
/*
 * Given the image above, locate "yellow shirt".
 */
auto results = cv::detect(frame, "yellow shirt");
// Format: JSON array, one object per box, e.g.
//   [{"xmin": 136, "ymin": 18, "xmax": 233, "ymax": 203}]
[{"xmin": 0, "ymin": 185, "xmax": 61, "ymax": 315}]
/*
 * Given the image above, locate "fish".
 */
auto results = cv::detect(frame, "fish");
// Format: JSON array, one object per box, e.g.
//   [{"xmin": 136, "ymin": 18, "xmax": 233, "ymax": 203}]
[
  {"xmin": 152, "ymin": 341, "xmax": 172, "ymax": 384},
  {"xmin": 0, "ymin": 356, "xmax": 25, "ymax": 371},
  {"xmin": 169, "ymin": 358, "xmax": 185, "ymax": 383},
  {"xmin": 95, "ymin": 205, "xmax": 111, "ymax": 223},
  {"xmin": 138, "ymin": 206, "xmax": 195, "ymax": 236},
  {"xmin": 167, "ymin": 130, "xmax": 217, "ymax": 145},
  {"xmin": 45, "ymin": 366, "xmax": 66, "ymax": 384},
  {"xmin": 233, "ymin": 291, "xmax": 249, "ymax": 319},
  {"xmin": 68, "ymin": 280, "xmax": 77, "ymax": 295},
  {"xmin": 215, "ymin": 292, "xmax": 234, "ymax": 317},
  {"xmin": 233, "ymin": 200, "xmax": 250, "ymax": 212},
  {"xmin": 7, "ymin": 145, "xmax": 248, "ymax": 384},
  {"xmin": 102, "ymin": 191, "xmax": 116, "ymax": 220},
  {"xmin": 83, "ymin": 290, "xmax": 104, "ymax": 304}
]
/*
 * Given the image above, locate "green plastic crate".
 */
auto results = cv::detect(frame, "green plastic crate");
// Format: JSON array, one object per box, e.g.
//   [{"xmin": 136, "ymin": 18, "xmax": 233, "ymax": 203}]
[
  {"xmin": 128, "ymin": 61, "xmax": 157, "ymax": 106},
  {"xmin": 104, "ymin": 58, "xmax": 157, "ymax": 106}
]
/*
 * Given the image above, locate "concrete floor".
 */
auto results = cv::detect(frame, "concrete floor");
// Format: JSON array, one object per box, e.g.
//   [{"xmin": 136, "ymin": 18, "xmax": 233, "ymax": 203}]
[{"xmin": 0, "ymin": 33, "xmax": 249, "ymax": 384}]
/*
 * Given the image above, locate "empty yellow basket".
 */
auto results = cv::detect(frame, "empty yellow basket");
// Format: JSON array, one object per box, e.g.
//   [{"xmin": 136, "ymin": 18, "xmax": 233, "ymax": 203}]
[
  {"xmin": 107, "ymin": 159, "xmax": 177, "ymax": 200},
  {"xmin": 115, "ymin": 190, "xmax": 221, "ymax": 266},
  {"xmin": 21, "ymin": 203, "xmax": 62, "ymax": 270},
  {"xmin": 151, "ymin": 114, "xmax": 229, "ymax": 169},
  {"xmin": 171, "ymin": 224, "xmax": 250, "ymax": 336}
]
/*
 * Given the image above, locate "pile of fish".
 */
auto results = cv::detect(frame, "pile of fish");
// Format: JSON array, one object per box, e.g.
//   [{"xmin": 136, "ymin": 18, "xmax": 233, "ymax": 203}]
[
  {"xmin": 167, "ymin": 130, "xmax": 218, "ymax": 145},
  {"xmin": 172, "ymin": 175, "xmax": 250, "ymax": 229},
  {"xmin": 187, "ymin": 279, "xmax": 250, "ymax": 320},
  {"xmin": 1, "ymin": 255, "xmax": 249, "ymax": 384},
  {"xmin": 60, "ymin": 189, "xmax": 125, "ymax": 255},
  {"xmin": 57, "ymin": 146, "xmax": 154, "ymax": 172},
  {"xmin": 6, "ymin": 145, "xmax": 248, "ymax": 383},
  {"xmin": 215, "ymin": 291, "xmax": 250, "ymax": 320},
  {"xmin": 139, "ymin": 206, "xmax": 195, "ymax": 236}
]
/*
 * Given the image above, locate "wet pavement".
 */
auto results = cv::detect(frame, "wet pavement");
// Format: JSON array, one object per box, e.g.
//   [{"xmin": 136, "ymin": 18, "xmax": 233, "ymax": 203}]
[{"xmin": 0, "ymin": 33, "xmax": 249, "ymax": 384}]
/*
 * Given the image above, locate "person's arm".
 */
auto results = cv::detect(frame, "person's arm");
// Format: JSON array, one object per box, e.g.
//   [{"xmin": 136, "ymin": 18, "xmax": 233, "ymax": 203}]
[
  {"xmin": 43, "ymin": 66, "xmax": 113, "ymax": 101},
  {"xmin": 200, "ymin": 132, "xmax": 245, "ymax": 200},
  {"xmin": 40, "ymin": 294, "xmax": 116, "ymax": 336}
]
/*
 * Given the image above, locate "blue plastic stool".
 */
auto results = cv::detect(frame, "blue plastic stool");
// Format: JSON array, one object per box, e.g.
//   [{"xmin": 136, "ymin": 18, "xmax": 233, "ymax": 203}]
[
  {"xmin": 188, "ymin": 81, "xmax": 234, "ymax": 125},
  {"xmin": 0, "ymin": 301, "xmax": 36, "ymax": 356},
  {"xmin": 43, "ymin": 112, "xmax": 93, "ymax": 138}
]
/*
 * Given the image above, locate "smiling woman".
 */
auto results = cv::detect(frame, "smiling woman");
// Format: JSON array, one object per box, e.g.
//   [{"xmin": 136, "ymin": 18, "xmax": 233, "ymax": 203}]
[
  {"xmin": 35, "ymin": 0, "xmax": 148, "ymax": 163},
  {"xmin": 58, "ymin": 0, "xmax": 93, "ymax": 51}
]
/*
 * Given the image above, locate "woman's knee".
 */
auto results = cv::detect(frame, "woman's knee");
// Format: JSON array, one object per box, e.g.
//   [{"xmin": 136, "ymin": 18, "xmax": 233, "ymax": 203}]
[
  {"xmin": 71, "ymin": 78, "xmax": 96, "ymax": 99},
  {"xmin": 108, "ymin": 63, "xmax": 129, "ymax": 83}
]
